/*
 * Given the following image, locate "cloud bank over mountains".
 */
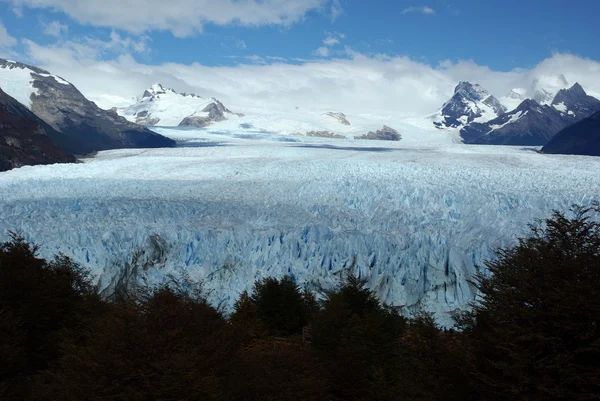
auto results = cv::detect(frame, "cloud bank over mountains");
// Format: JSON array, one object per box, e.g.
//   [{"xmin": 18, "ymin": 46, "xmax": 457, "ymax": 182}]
[
  {"xmin": 2, "ymin": 0, "xmax": 600, "ymax": 116},
  {"xmin": 19, "ymin": 35, "xmax": 600, "ymax": 117}
]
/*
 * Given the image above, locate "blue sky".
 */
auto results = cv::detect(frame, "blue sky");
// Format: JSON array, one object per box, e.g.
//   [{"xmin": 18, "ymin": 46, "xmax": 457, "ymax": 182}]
[
  {"xmin": 0, "ymin": 0, "xmax": 598, "ymax": 71},
  {"xmin": 1, "ymin": 0, "xmax": 600, "ymax": 116}
]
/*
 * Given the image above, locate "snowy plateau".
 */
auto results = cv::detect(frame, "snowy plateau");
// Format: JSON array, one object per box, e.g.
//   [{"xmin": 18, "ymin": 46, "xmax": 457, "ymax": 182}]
[{"xmin": 0, "ymin": 127, "xmax": 599, "ymax": 324}]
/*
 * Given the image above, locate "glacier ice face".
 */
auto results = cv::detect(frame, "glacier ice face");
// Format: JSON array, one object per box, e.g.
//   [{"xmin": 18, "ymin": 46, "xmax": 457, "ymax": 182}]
[{"xmin": 0, "ymin": 128, "xmax": 598, "ymax": 324}]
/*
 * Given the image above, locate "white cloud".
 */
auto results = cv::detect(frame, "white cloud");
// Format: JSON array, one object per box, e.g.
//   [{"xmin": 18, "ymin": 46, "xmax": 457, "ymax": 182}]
[
  {"xmin": 42, "ymin": 20, "xmax": 69, "ymax": 37},
  {"xmin": 316, "ymin": 32, "xmax": 345, "ymax": 56},
  {"xmin": 323, "ymin": 37, "xmax": 340, "ymax": 46},
  {"xmin": 0, "ymin": 21, "xmax": 17, "ymax": 48},
  {"xmin": 235, "ymin": 39, "xmax": 247, "ymax": 49},
  {"xmin": 18, "ymin": 38, "xmax": 600, "ymax": 118},
  {"xmin": 21, "ymin": 31, "xmax": 150, "ymax": 66},
  {"xmin": 330, "ymin": 0, "xmax": 343, "ymax": 21},
  {"xmin": 402, "ymin": 6, "xmax": 435, "ymax": 15},
  {"xmin": 313, "ymin": 46, "xmax": 330, "ymax": 57},
  {"xmin": 4, "ymin": 0, "xmax": 332, "ymax": 36}
]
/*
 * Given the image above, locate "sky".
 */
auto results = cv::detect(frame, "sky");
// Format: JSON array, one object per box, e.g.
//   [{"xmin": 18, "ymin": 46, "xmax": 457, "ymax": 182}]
[{"xmin": 0, "ymin": 0, "xmax": 599, "ymax": 115}]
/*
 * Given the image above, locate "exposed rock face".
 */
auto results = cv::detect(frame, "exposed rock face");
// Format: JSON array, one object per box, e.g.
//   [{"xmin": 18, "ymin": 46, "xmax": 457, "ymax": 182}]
[
  {"xmin": 551, "ymin": 83, "xmax": 600, "ymax": 120},
  {"xmin": 354, "ymin": 125, "xmax": 401, "ymax": 141},
  {"xmin": 542, "ymin": 111, "xmax": 600, "ymax": 156},
  {"xmin": 324, "ymin": 112, "xmax": 351, "ymax": 125},
  {"xmin": 461, "ymin": 84, "xmax": 600, "ymax": 146},
  {"xmin": 306, "ymin": 130, "xmax": 346, "ymax": 139},
  {"xmin": 434, "ymin": 82, "xmax": 507, "ymax": 129},
  {"xmin": 0, "ymin": 87, "xmax": 75, "ymax": 171},
  {"xmin": 0, "ymin": 59, "xmax": 175, "ymax": 155},
  {"xmin": 461, "ymin": 99, "xmax": 568, "ymax": 146},
  {"xmin": 179, "ymin": 99, "xmax": 235, "ymax": 128}
]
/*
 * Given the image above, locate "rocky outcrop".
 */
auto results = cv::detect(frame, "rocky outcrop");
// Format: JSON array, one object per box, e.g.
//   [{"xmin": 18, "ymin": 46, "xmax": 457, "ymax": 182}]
[
  {"xmin": 354, "ymin": 125, "xmax": 401, "ymax": 141},
  {"xmin": 0, "ymin": 59, "xmax": 175, "ymax": 155},
  {"xmin": 179, "ymin": 100, "xmax": 236, "ymax": 128},
  {"xmin": 306, "ymin": 130, "xmax": 346, "ymax": 139},
  {"xmin": 323, "ymin": 112, "xmax": 351, "ymax": 126},
  {"xmin": 0, "ymin": 87, "xmax": 75, "ymax": 171}
]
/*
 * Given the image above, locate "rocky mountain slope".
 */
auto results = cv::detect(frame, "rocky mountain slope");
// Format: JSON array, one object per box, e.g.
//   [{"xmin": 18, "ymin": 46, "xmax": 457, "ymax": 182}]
[
  {"xmin": 433, "ymin": 82, "xmax": 507, "ymax": 129},
  {"xmin": 0, "ymin": 87, "xmax": 75, "ymax": 171},
  {"xmin": 460, "ymin": 83, "xmax": 600, "ymax": 146},
  {"xmin": 0, "ymin": 60, "xmax": 175, "ymax": 155},
  {"xmin": 118, "ymin": 84, "xmax": 242, "ymax": 128},
  {"xmin": 542, "ymin": 110, "xmax": 600, "ymax": 156}
]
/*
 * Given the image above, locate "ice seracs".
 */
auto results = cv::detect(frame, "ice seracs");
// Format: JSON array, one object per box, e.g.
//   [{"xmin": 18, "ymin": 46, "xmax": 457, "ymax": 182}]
[
  {"xmin": 0, "ymin": 128, "xmax": 598, "ymax": 324},
  {"xmin": 117, "ymin": 84, "xmax": 240, "ymax": 128},
  {"xmin": 433, "ymin": 82, "xmax": 507, "ymax": 130}
]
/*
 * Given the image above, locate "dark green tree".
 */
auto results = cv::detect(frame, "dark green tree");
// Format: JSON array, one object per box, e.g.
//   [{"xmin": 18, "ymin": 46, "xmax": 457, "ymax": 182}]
[
  {"xmin": 459, "ymin": 205, "xmax": 600, "ymax": 401},
  {"xmin": 311, "ymin": 274, "xmax": 406, "ymax": 400},
  {"xmin": 249, "ymin": 275, "xmax": 312, "ymax": 337},
  {"xmin": 0, "ymin": 234, "xmax": 98, "ymax": 400}
]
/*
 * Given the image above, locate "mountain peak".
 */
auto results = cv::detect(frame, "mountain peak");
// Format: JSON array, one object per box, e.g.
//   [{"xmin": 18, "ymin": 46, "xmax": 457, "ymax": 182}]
[
  {"xmin": 433, "ymin": 82, "xmax": 506, "ymax": 129},
  {"xmin": 454, "ymin": 81, "xmax": 489, "ymax": 100},
  {"xmin": 142, "ymin": 83, "xmax": 175, "ymax": 98},
  {"xmin": 562, "ymin": 82, "xmax": 586, "ymax": 97},
  {"xmin": 517, "ymin": 98, "xmax": 541, "ymax": 110},
  {"xmin": 551, "ymin": 82, "xmax": 600, "ymax": 118}
]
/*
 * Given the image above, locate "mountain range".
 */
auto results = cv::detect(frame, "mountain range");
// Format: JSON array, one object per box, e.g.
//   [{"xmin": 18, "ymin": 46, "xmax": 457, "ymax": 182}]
[
  {"xmin": 0, "ymin": 59, "xmax": 175, "ymax": 160},
  {"xmin": 434, "ymin": 81, "xmax": 600, "ymax": 147},
  {"xmin": 1, "ymin": 57, "xmax": 600, "ymax": 172}
]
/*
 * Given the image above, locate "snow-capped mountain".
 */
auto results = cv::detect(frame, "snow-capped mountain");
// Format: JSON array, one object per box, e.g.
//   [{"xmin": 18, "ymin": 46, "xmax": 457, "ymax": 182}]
[
  {"xmin": 0, "ymin": 87, "xmax": 75, "ymax": 171},
  {"xmin": 461, "ymin": 99, "xmax": 567, "ymax": 146},
  {"xmin": 0, "ymin": 59, "xmax": 174, "ymax": 155},
  {"xmin": 117, "ymin": 84, "xmax": 242, "ymax": 128},
  {"xmin": 551, "ymin": 83, "xmax": 600, "ymax": 119},
  {"xmin": 543, "ymin": 110, "xmax": 600, "ymax": 156},
  {"xmin": 530, "ymin": 74, "xmax": 570, "ymax": 105},
  {"xmin": 433, "ymin": 82, "xmax": 507, "ymax": 129},
  {"xmin": 461, "ymin": 83, "xmax": 600, "ymax": 146}
]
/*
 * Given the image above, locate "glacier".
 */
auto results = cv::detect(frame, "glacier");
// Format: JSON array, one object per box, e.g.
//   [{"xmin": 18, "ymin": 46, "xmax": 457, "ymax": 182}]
[{"xmin": 0, "ymin": 127, "xmax": 599, "ymax": 324}]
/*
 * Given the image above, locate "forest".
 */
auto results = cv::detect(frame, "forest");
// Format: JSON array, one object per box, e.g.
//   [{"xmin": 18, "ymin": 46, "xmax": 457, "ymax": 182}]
[{"xmin": 1, "ymin": 206, "xmax": 599, "ymax": 401}]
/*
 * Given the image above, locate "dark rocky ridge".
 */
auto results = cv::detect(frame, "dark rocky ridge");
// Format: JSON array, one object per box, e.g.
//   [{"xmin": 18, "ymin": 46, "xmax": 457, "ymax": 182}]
[
  {"xmin": 0, "ymin": 87, "xmax": 75, "ymax": 171},
  {"xmin": 542, "ymin": 111, "xmax": 600, "ymax": 156}
]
